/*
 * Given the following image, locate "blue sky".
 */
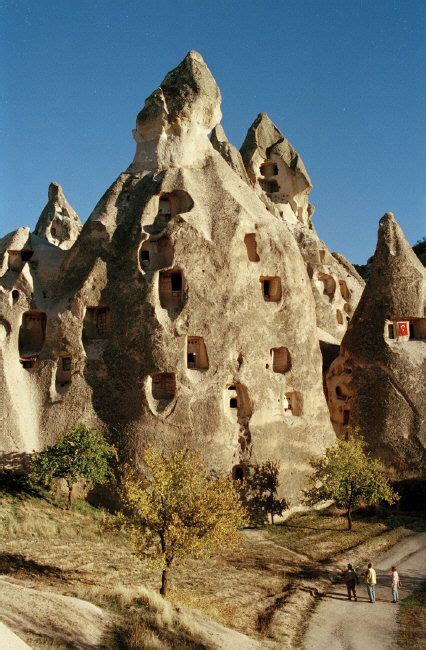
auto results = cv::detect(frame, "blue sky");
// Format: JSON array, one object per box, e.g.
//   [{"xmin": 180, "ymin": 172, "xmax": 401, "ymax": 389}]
[{"xmin": 1, "ymin": 0, "xmax": 424, "ymax": 263}]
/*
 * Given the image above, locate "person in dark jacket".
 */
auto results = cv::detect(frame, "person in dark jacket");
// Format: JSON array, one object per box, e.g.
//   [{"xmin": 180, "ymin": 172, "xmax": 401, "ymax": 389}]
[{"xmin": 344, "ymin": 563, "xmax": 359, "ymax": 601}]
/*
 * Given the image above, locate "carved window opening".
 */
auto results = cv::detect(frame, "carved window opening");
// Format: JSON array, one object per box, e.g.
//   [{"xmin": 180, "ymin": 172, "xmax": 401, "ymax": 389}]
[
  {"xmin": 260, "ymin": 276, "xmax": 282, "ymax": 302},
  {"xmin": 159, "ymin": 269, "xmax": 184, "ymax": 317},
  {"xmin": 186, "ymin": 336, "xmax": 209, "ymax": 370},
  {"xmin": 139, "ymin": 235, "xmax": 173, "ymax": 272},
  {"xmin": 8, "ymin": 249, "xmax": 34, "ymax": 272},
  {"xmin": 232, "ymin": 464, "xmax": 247, "ymax": 481},
  {"xmin": 19, "ymin": 311, "xmax": 46, "ymax": 357},
  {"xmin": 56, "ymin": 354, "xmax": 72, "ymax": 388},
  {"xmin": 336, "ymin": 309, "xmax": 343, "ymax": 325},
  {"xmin": 146, "ymin": 191, "xmax": 193, "ymax": 235},
  {"xmin": 51, "ymin": 226, "xmax": 57, "ymax": 237},
  {"xmin": 270, "ymin": 347, "xmax": 291, "ymax": 373},
  {"xmin": 284, "ymin": 391, "xmax": 303, "ymax": 416},
  {"xmin": 83, "ymin": 306, "xmax": 111, "ymax": 340},
  {"xmin": 11, "ymin": 289, "xmax": 20, "ymax": 304},
  {"xmin": 318, "ymin": 272, "xmax": 336, "ymax": 300},
  {"xmin": 388, "ymin": 323, "xmax": 395, "ymax": 339},
  {"xmin": 21, "ymin": 357, "xmax": 37, "ymax": 369},
  {"xmin": 244, "ymin": 233, "xmax": 260, "ymax": 262},
  {"xmin": 343, "ymin": 303, "xmax": 351, "ymax": 314},
  {"xmin": 260, "ymin": 161, "xmax": 278, "ymax": 178},
  {"xmin": 20, "ymin": 250, "xmax": 34, "ymax": 262},
  {"xmin": 227, "ymin": 383, "xmax": 252, "ymax": 420},
  {"xmin": 336, "ymin": 385, "xmax": 349, "ymax": 400},
  {"xmin": 343, "ymin": 409, "xmax": 350, "ymax": 425},
  {"xmin": 155, "ymin": 196, "xmax": 172, "ymax": 231},
  {"xmin": 151, "ymin": 372, "xmax": 176, "ymax": 402},
  {"xmin": 339, "ymin": 280, "xmax": 350, "ymax": 300},
  {"xmin": 259, "ymin": 179, "xmax": 279, "ymax": 194},
  {"xmin": 140, "ymin": 249, "xmax": 150, "ymax": 267}
]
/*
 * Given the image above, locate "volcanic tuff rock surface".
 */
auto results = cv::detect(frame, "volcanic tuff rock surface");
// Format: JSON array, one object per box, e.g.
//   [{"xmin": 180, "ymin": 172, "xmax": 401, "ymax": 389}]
[
  {"xmin": 34, "ymin": 182, "xmax": 82, "ymax": 250},
  {"xmin": 238, "ymin": 112, "xmax": 364, "ymax": 341},
  {"xmin": 210, "ymin": 124, "xmax": 251, "ymax": 185},
  {"xmin": 0, "ymin": 51, "xmax": 338, "ymax": 504},
  {"xmin": 327, "ymin": 213, "xmax": 425, "ymax": 477}
]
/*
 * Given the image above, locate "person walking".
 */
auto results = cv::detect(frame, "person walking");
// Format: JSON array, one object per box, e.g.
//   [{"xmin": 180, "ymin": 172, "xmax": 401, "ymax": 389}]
[
  {"xmin": 391, "ymin": 565, "xmax": 401, "ymax": 603},
  {"xmin": 344, "ymin": 563, "xmax": 359, "ymax": 601},
  {"xmin": 365, "ymin": 562, "xmax": 377, "ymax": 603}
]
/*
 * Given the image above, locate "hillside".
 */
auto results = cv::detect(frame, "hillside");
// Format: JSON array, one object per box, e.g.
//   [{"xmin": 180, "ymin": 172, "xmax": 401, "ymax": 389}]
[{"xmin": 1, "ymin": 480, "xmax": 424, "ymax": 649}]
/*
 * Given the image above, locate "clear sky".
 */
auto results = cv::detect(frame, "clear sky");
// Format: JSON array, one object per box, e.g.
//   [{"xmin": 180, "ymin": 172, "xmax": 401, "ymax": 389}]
[{"xmin": 1, "ymin": 0, "xmax": 424, "ymax": 263}]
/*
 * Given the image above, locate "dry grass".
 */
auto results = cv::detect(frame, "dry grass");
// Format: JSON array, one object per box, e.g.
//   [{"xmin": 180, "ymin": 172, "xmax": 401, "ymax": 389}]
[
  {"xmin": 267, "ymin": 508, "xmax": 425, "ymax": 562},
  {"xmin": 398, "ymin": 582, "xmax": 426, "ymax": 650},
  {"xmin": 1, "ymin": 488, "xmax": 423, "ymax": 648}
]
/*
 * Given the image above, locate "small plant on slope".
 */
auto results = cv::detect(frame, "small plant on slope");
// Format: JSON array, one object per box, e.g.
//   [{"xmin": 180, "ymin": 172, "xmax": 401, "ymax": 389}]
[
  {"xmin": 30, "ymin": 422, "xmax": 117, "ymax": 509},
  {"xmin": 303, "ymin": 432, "xmax": 398, "ymax": 530},
  {"xmin": 119, "ymin": 447, "xmax": 247, "ymax": 597}
]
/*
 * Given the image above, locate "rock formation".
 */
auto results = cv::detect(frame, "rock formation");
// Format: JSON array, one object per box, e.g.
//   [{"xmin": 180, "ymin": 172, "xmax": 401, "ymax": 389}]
[
  {"xmin": 2, "ymin": 52, "xmax": 422, "ymax": 494},
  {"xmin": 0, "ymin": 51, "xmax": 336, "ymax": 504},
  {"xmin": 239, "ymin": 112, "xmax": 364, "ymax": 343},
  {"xmin": 34, "ymin": 182, "xmax": 82, "ymax": 250},
  {"xmin": 210, "ymin": 125, "xmax": 251, "ymax": 185},
  {"xmin": 327, "ymin": 213, "xmax": 425, "ymax": 478}
]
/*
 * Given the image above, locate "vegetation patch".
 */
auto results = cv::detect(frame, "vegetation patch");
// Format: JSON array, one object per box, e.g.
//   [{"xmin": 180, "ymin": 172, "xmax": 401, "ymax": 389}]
[{"xmin": 398, "ymin": 582, "xmax": 426, "ymax": 650}]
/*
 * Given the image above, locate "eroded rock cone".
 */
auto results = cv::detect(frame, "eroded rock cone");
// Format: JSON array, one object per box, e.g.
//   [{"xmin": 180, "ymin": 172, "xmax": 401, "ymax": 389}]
[
  {"xmin": 327, "ymin": 213, "xmax": 425, "ymax": 477},
  {"xmin": 0, "ymin": 51, "xmax": 335, "ymax": 504},
  {"xmin": 238, "ymin": 112, "xmax": 364, "ymax": 344},
  {"xmin": 34, "ymin": 182, "xmax": 82, "ymax": 250}
]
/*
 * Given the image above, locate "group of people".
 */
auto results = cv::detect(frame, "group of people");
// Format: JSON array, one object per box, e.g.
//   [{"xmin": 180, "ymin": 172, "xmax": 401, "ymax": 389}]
[{"xmin": 344, "ymin": 562, "xmax": 401, "ymax": 603}]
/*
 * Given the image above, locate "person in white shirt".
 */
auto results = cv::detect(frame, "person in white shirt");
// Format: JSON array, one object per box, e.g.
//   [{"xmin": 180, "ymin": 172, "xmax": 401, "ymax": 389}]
[{"xmin": 391, "ymin": 565, "xmax": 401, "ymax": 603}]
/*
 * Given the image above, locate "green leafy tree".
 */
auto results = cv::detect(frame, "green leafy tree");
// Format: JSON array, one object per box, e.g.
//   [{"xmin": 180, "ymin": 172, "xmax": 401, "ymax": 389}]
[
  {"xmin": 240, "ymin": 460, "xmax": 287, "ymax": 526},
  {"xmin": 119, "ymin": 447, "xmax": 247, "ymax": 596},
  {"xmin": 31, "ymin": 422, "xmax": 117, "ymax": 508},
  {"xmin": 304, "ymin": 433, "xmax": 398, "ymax": 530}
]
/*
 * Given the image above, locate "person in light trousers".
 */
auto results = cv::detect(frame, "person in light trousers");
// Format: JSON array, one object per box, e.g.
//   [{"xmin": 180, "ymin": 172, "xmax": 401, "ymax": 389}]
[
  {"xmin": 391, "ymin": 565, "xmax": 401, "ymax": 602},
  {"xmin": 365, "ymin": 562, "xmax": 377, "ymax": 603}
]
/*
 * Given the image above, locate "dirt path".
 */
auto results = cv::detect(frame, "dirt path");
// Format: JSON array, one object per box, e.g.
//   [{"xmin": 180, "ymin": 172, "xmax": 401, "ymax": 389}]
[{"xmin": 302, "ymin": 532, "xmax": 426, "ymax": 650}]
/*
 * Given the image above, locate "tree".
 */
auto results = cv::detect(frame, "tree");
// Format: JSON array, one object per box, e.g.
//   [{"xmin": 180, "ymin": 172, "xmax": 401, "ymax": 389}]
[
  {"xmin": 119, "ymin": 447, "xmax": 247, "ymax": 597},
  {"xmin": 239, "ymin": 460, "xmax": 287, "ymax": 526},
  {"xmin": 303, "ymin": 433, "xmax": 398, "ymax": 530},
  {"xmin": 30, "ymin": 422, "xmax": 117, "ymax": 508}
]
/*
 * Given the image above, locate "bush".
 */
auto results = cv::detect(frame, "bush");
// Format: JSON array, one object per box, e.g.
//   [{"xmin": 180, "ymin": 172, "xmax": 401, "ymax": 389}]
[{"xmin": 30, "ymin": 422, "xmax": 117, "ymax": 508}]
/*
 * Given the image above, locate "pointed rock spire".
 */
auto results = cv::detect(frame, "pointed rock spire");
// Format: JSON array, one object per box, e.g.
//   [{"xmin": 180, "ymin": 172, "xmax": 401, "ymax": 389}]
[
  {"xmin": 328, "ymin": 213, "xmax": 425, "ymax": 477},
  {"xmin": 34, "ymin": 182, "xmax": 82, "ymax": 250},
  {"xmin": 129, "ymin": 50, "xmax": 222, "ymax": 172},
  {"xmin": 240, "ymin": 113, "xmax": 312, "ymax": 226},
  {"xmin": 240, "ymin": 113, "xmax": 311, "ymax": 187},
  {"xmin": 210, "ymin": 124, "xmax": 251, "ymax": 185},
  {"xmin": 343, "ymin": 212, "xmax": 424, "ymax": 357}
]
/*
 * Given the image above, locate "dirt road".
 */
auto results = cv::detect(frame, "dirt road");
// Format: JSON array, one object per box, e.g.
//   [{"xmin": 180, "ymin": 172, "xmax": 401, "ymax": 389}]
[{"xmin": 303, "ymin": 532, "xmax": 426, "ymax": 650}]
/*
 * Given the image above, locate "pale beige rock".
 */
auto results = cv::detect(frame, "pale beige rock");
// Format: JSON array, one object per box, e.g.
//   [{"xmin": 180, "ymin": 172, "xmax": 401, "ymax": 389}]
[
  {"xmin": 34, "ymin": 182, "xmax": 82, "ymax": 250},
  {"xmin": 0, "ymin": 229, "xmax": 64, "ymax": 453},
  {"xmin": 239, "ymin": 113, "xmax": 364, "ymax": 342},
  {"xmin": 129, "ymin": 50, "xmax": 222, "ymax": 173},
  {"xmin": 0, "ymin": 51, "xmax": 335, "ymax": 505},
  {"xmin": 210, "ymin": 124, "xmax": 251, "ymax": 185},
  {"xmin": 326, "ymin": 213, "xmax": 425, "ymax": 477}
]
